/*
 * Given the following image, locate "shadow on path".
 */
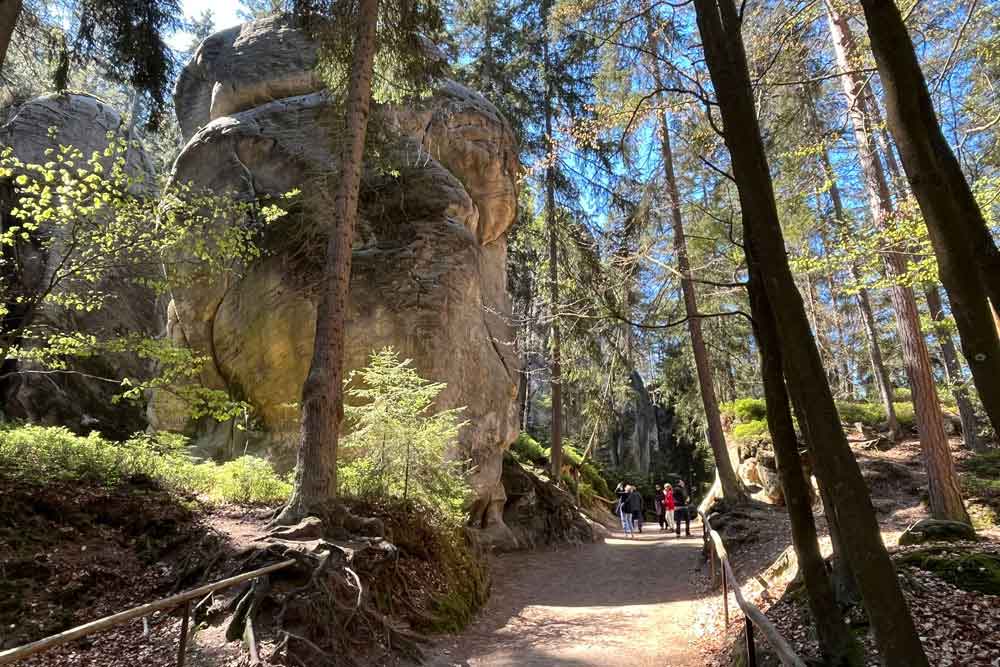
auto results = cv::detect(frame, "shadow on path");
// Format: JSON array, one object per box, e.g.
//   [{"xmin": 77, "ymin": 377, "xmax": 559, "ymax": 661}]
[{"xmin": 422, "ymin": 528, "xmax": 707, "ymax": 667}]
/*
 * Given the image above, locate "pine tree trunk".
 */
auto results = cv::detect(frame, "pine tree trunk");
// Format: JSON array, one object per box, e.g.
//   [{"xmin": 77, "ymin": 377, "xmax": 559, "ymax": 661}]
[
  {"xmin": 925, "ymin": 286, "xmax": 981, "ymax": 452},
  {"xmin": 858, "ymin": 0, "xmax": 1000, "ymax": 436},
  {"xmin": 543, "ymin": 35, "xmax": 562, "ymax": 484},
  {"xmin": 748, "ymin": 265, "xmax": 862, "ymax": 666},
  {"xmin": 825, "ymin": 0, "xmax": 969, "ymax": 525},
  {"xmin": 276, "ymin": 0, "xmax": 379, "ymax": 524},
  {"xmin": 657, "ymin": 98, "xmax": 744, "ymax": 502},
  {"xmin": 692, "ymin": 0, "xmax": 929, "ymax": 662},
  {"xmin": 0, "ymin": 0, "xmax": 22, "ymax": 75},
  {"xmin": 806, "ymin": 93, "xmax": 901, "ymax": 438}
]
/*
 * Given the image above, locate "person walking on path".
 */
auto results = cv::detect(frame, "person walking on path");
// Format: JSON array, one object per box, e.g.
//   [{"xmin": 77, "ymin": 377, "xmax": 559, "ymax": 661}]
[
  {"xmin": 673, "ymin": 480, "xmax": 691, "ymax": 537},
  {"xmin": 626, "ymin": 485, "xmax": 644, "ymax": 535},
  {"xmin": 654, "ymin": 484, "xmax": 665, "ymax": 530},
  {"xmin": 615, "ymin": 482, "xmax": 634, "ymax": 537},
  {"xmin": 664, "ymin": 483, "xmax": 676, "ymax": 532}
]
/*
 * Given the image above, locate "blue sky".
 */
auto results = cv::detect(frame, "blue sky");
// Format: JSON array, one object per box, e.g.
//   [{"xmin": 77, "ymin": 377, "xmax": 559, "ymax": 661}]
[{"xmin": 168, "ymin": 0, "xmax": 245, "ymax": 50}]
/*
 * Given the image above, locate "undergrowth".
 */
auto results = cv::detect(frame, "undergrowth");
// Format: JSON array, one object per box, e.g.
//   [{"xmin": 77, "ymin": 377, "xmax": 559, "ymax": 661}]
[
  {"xmin": 0, "ymin": 424, "xmax": 290, "ymax": 504},
  {"xmin": 722, "ymin": 397, "xmax": 920, "ymax": 442},
  {"xmin": 959, "ymin": 449, "xmax": 1000, "ymax": 529}
]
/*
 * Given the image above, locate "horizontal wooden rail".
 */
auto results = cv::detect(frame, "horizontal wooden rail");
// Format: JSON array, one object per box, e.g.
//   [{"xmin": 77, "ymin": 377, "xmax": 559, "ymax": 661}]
[
  {"xmin": 0, "ymin": 558, "xmax": 296, "ymax": 665},
  {"xmin": 700, "ymin": 510, "xmax": 806, "ymax": 667}
]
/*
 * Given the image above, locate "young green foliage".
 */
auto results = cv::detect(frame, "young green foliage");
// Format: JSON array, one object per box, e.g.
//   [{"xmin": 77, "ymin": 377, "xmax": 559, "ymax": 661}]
[
  {"xmin": 0, "ymin": 130, "xmax": 294, "ymax": 421},
  {"xmin": 339, "ymin": 347, "xmax": 469, "ymax": 521}
]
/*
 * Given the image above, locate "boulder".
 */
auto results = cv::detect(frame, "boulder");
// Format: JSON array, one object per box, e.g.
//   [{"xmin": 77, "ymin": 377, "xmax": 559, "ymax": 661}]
[
  {"xmin": 756, "ymin": 454, "xmax": 784, "ymax": 504},
  {"xmin": 898, "ymin": 518, "xmax": 977, "ymax": 546},
  {"xmin": 498, "ymin": 453, "xmax": 595, "ymax": 551},
  {"xmin": 150, "ymin": 15, "xmax": 521, "ymax": 536},
  {"xmin": 0, "ymin": 93, "xmax": 159, "ymax": 438}
]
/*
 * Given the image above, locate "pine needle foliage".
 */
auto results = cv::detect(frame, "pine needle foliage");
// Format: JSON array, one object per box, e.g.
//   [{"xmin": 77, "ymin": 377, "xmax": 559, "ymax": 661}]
[
  {"xmin": 291, "ymin": 0, "xmax": 447, "ymax": 105},
  {"xmin": 339, "ymin": 347, "xmax": 469, "ymax": 521}
]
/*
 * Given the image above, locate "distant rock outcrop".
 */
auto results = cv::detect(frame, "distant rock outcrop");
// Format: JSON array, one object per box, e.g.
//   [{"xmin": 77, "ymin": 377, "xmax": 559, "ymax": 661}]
[{"xmin": 150, "ymin": 15, "xmax": 521, "ymax": 541}]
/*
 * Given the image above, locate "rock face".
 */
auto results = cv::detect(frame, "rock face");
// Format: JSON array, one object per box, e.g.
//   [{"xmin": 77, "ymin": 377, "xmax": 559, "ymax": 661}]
[
  {"xmin": 498, "ymin": 453, "xmax": 596, "ymax": 550},
  {"xmin": 151, "ymin": 15, "xmax": 521, "ymax": 538},
  {"xmin": 0, "ymin": 93, "xmax": 158, "ymax": 437}
]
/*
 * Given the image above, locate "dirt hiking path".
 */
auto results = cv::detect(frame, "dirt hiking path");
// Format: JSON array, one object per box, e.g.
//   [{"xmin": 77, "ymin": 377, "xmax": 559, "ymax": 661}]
[{"xmin": 423, "ymin": 528, "xmax": 706, "ymax": 667}]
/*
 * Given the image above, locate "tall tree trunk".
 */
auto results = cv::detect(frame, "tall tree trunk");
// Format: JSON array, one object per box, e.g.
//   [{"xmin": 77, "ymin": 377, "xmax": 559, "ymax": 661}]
[
  {"xmin": 825, "ymin": 0, "xmax": 970, "ymax": 525},
  {"xmin": 925, "ymin": 286, "xmax": 981, "ymax": 452},
  {"xmin": 543, "ymin": 32, "xmax": 563, "ymax": 485},
  {"xmin": 691, "ymin": 0, "xmax": 929, "ymax": 663},
  {"xmin": 0, "ymin": 0, "xmax": 22, "ymax": 75},
  {"xmin": 651, "ymin": 56, "xmax": 744, "ymax": 501},
  {"xmin": 276, "ymin": 0, "xmax": 379, "ymax": 524},
  {"xmin": 748, "ymin": 265, "xmax": 862, "ymax": 666},
  {"xmin": 806, "ymin": 90, "xmax": 902, "ymax": 438},
  {"xmin": 859, "ymin": 0, "xmax": 1000, "ymax": 436}
]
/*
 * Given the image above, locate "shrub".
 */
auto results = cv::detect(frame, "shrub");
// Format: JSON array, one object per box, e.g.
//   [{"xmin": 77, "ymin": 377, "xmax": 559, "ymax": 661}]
[
  {"xmin": 728, "ymin": 398, "xmax": 767, "ymax": 424},
  {"xmin": 893, "ymin": 388, "xmax": 912, "ymax": 402},
  {"xmin": 835, "ymin": 401, "xmax": 886, "ymax": 426},
  {"xmin": 338, "ymin": 347, "xmax": 470, "ymax": 522},
  {"xmin": 511, "ymin": 432, "xmax": 548, "ymax": 466},
  {"xmin": 213, "ymin": 456, "xmax": 291, "ymax": 504},
  {"xmin": 732, "ymin": 419, "xmax": 770, "ymax": 442},
  {"xmin": 0, "ymin": 425, "xmax": 288, "ymax": 504}
]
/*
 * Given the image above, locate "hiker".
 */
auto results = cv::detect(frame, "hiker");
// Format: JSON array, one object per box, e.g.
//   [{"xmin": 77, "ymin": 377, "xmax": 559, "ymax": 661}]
[
  {"xmin": 673, "ymin": 480, "xmax": 691, "ymax": 537},
  {"xmin": 664, "ymin": 483, "xmax": 676, "ymax": 532},
  {"xmin": 654, "ymin": 484, "xmax": 664, "ymax": 529},
  {"xmin": 627, "ymin": 484, "xmax": 644, "ymax": 534},
  {"xmin": 616, "ymin": 483, "xmax": 634, "ymax": 537}
]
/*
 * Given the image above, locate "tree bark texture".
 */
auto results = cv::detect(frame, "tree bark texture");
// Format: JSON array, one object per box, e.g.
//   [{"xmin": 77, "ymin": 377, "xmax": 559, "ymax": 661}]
[
  {"xmin": 859, "ymin": 0, "xmax": 1000, "ymax": 436},
  {"xmin": 543, "ymin": 33, "xmax": 563, "ymax": 484},
  {"xmin": 0, "ymin": 0, "xmax": 22, "ymax": 76},
  {"xmin": 748, "ymin": 264, "xmax": 863, "ymax": 666},
  {"xmin": 278, "ymin": 0, "xmax": 379, "ymax": 523},
  {"xmin": 924, "ymin": 286, "xmax": 981, "ymax": 452},
  {"xmin": 825, "ymin": 0, "xmax": 970, "ymax": 525},
  {"xmin": 692, "ymin": 0, "xmax": 929, "ymax": 663}
]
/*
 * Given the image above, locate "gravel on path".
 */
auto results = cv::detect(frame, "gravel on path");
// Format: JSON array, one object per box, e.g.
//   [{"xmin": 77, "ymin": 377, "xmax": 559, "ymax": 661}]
[{"xmin": 423, "ymin": 528, "xmax": 707, "ymax": 667}]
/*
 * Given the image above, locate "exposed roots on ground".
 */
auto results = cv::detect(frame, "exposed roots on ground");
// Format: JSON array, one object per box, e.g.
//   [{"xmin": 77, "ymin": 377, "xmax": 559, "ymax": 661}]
[{"xmin": 187, "ymin": 499, "xmax": 489, "ymax": 666}]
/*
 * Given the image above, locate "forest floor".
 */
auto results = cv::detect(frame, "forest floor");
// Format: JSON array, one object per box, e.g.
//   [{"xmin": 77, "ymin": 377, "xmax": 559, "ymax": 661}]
[{"xmin": 420, "ymin": 527, "xmax": 708, "ymax": 667}]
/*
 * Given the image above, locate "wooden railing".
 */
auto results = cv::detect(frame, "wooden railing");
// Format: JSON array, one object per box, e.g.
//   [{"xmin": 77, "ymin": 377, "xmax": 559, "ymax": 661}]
[
  {"xmin": 699, "ymin": 509, "xmax": 806, "ymax": 667},
  {"xmin": 0, "ymin": 559, "xmax": 296, "ymax": 666}
]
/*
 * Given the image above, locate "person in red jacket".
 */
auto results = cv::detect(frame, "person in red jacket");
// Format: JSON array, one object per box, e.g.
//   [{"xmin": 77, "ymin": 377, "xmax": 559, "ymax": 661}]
[{"xmin": 664, "ymin": 484, "xmax": 676, "ymax": 532}]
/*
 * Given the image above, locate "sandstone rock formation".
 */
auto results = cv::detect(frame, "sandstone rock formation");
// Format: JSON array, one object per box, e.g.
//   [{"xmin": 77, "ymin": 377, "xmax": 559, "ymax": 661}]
[
  {"xmin": 0, "ymin": 93, "xmax": 158, "ymax": 437},
  {"xmin": 150, "ymin": 15, "xmax": 521, "ymax": 542},
  {"xmin": 499, "ymin": 453, "xmax": 597, "ymax": 550}
]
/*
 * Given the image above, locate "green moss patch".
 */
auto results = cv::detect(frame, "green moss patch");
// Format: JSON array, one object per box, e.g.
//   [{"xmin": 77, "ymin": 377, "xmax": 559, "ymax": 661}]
[{"xmin": 896, "ymin": 546, "xmax": 1000, "ymax": 596}]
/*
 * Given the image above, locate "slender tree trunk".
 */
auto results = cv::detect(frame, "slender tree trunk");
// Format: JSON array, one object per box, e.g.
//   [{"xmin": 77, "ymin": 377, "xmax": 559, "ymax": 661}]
[
  {"xmin": 807, "ymin": 91, "xmax": 902, "ymax": 438},
  {"xmin": 0, "ymin": 0, "xmax": 22, "ymax": 76},
  {"xmin": 856, "ymin": 286, "xmax": 901, "ymax": 438},
  {"xmin": 859, "ymin": 0, "xmax": 1000, "ymax": 436},
  {"xmin": 543, "ymin": 33, "xmax": 563, "ymax": 485},
  {"xmin": 748, "ymin": 264, "xmax": 863, "ymax": 666},
  {"xmin": 692, "ymin": 0, "xmax": 929, "ymax": 662},
  {"xmin": 649, "ymin": 51, "xmax": 744, "ymax": 501},
  {"xmin": 925, "ymin": 286, "xmax": 981, "ymax": 452},
  {"xmin": 825, "ymin": 0, "xmax": 969, "ymax": 525},
  {"xmin": 276, "ymin": 0, "xmax": 379, "ymax": 524}
]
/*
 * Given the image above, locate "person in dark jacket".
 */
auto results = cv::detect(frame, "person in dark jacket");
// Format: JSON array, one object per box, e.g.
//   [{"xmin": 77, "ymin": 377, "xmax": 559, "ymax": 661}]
[
  {"xmin": 614, "ymin": 482, "xmax": 634, "ymax": 537},
  {"xmin": 654, "ymin": 484, "xmax": 665, "ymax": 530},
  {"xmin": 626, "ymin": 486, "xmax": 644, "ymax": 533},
  {"xmin": 673, "ymin": 480, "xmax": 691, "ymax": 537}
]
